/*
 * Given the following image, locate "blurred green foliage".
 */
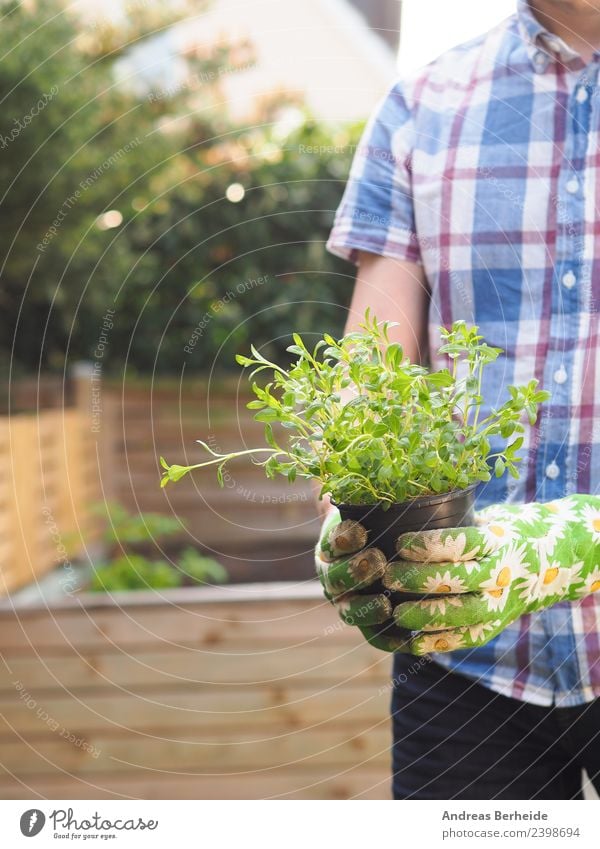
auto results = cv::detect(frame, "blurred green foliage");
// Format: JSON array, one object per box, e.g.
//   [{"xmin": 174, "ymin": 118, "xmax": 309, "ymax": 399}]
[
  {"xmin": 0, "ymin": 0, "xmax": 359, "ymax": 377},
  {"xmin": 90, "ymin": 501, "xmax": 227, "ymax": 592},
  {"xmin": 95, "ymin": 500, "xmax": 182, "ymax": 548},
  {"xmin": 90, "ymin": 550, "xmax": 228, "ymax": 592}
]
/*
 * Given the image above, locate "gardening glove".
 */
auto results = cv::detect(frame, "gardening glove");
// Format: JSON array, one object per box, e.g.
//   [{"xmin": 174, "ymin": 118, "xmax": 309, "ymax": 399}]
[
  {"xmin": 388, "ymin": 494, "xmax": 600, "ymax": 654},
  {"xmin": 316, "ymin": 496, "xmax": 600, "ymax": 655},
  {"xmin": 316, "ymin": 507, "xmax": 415, "ymax": 653}
]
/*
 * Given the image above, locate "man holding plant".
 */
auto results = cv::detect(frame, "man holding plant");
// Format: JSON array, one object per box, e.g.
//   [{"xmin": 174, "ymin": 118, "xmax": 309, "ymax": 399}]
[{"xmin": 320, "ymin": 0, "xmax": 600, "ymax": 799}]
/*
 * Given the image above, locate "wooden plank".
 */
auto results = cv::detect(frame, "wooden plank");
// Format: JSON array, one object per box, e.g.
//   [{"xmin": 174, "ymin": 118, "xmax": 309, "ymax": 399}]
[
  {"xmin": 0, "ymin": 585, "xmax": 356, "ymax": 651},
  {"xmin": 0, "ymin": 613, "xmax": 353, "ymax": 652},
  {"xmin": 0, "ymin": 765, "xmax": 391, "ymax": 799},
  {"xmin": 1, "ymin": 714, "xmax": 392, "ymax": 749},
  {"xmin": 64, "ymin": 410, "xmax": 100, "ymax": 552},
  {"xmin": 0, "ymin": 408, "xmax": 101, "ymax": 598},
  {"xmin": 120, "ymin": 425, "xmax": 268, "ymax": 447},
  {"xmin": 56, "ymin": 411, "xmax": 83, "ymax": 549},
  {"xmin": 97, "ymin": 393, "xmax": 120, "ymax": 503},
  {"xmin": 0, "ymin": 724, "xmax": 391, "ymax": 775},
  {"xmin": 3, "ymin": 416, "xmax": 47, "ymax": 595},
  {"xmin": 0, "ymin": 683, "xmax": 390, "ymax": 735},
  {"xmin": 101, "ymin": 380, "xmax": 322, "ymax": 552},
  {"xmin": 0, "ymin": 642, "xmax": 389, "ymax": 692},
  {"xmin": 114, "ymin": 486, "xmax": 317, "ymax": 514},
  {"xmin": 37, "ymin": 411, "xmax": 67, "ymax": 566},
  {"xmin": 0, "ymin": 576, "xmax": 393, "ymax": 801},
  {"xmin": 104, "ymin": 380, "xmax": 243, "ymax": 402},
  {"xmin": 112, "ymin": 494, "xmax": 319, "ymax": 543},
  {"xmin": 0, "ymin": 579, "xmax": 328, "ymax": 611},
  {"xmin": 110, "ymin": 466, "xmax": 311, "ymax": 489}
]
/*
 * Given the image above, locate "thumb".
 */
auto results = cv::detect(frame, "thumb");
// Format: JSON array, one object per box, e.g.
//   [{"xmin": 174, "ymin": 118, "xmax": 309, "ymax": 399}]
[
  {"xmin": 395, "ymin": 525, "xmax": 495, "ymax": 563},
  {"xmin": 318, "ymin": 515, "xmax": 368, "ymax": 561}
]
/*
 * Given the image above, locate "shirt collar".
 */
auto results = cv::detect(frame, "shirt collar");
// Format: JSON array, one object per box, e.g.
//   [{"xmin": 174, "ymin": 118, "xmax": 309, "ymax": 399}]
[{"xmin": 517, "ymin": 0, "xmax": 583, "ymax": 70}]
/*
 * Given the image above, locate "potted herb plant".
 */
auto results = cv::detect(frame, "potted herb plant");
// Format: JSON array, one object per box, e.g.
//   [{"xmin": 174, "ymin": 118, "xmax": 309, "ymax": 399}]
[{"xmin": 160, "ymin": 313, "xmax": 548, "ymax": 560}]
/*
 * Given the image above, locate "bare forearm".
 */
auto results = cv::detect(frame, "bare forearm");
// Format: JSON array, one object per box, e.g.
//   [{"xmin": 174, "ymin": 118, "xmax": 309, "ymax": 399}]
[
  {"xmin": 344, "ymin": 252, "xmax": 429, "ymax": 364},
  {"xmin": 315, "ymin": 252, "xmax": 430, "ymax": 518}
]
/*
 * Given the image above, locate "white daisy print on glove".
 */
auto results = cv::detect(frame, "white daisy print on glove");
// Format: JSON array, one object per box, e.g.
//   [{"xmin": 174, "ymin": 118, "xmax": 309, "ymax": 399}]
[
  {"xmin": 478, "ymin": 543, "xmax": 528, "ymax": 612},
  {"xmin": 421, "ymin": 570, "xmax": 468, "ymax": 595},
  {"xmin": 397, "ymin": 528, "xmax": 484, "ymax": 562},
  {"xmin": 479, "ymin": 519, "xmax": 519, "ymax": 550},
  {"xmin": 532, "ymin": 518, "xmax": 567, "ymax": 558},
  {"xmin": 418, "ymin": 593, "xmax": 464, "ymax": 620},
  {"xmin": 537, "ymin": 561, "xmax": 574, "ymax": 600},
  {"xmin": 518, "ymin": 559, "xmax": 585, "ymax": 603},
  {"xmin": 418, "ymin": 631, "xmax": 465, "ymax": 654},
  {"xmin": 580, "ymin": 504, "xmax": 600, "ymax": 544},
  {"xmin": 477, "ymin": 504, "xmax": 516, "ymax": 525},
  {"xmin": 584, "ymin": 567, "xmax": 600, "ymax": 594},
  {"xmin": 464, "ymin": 620, "xmax": 502, "ymax": 643},
  {"xmin": 545, "ymin": 498, "xmax": 580, "ymax": 524},
  {"xmin": 517, "ymin": 570, "xmax": 540, "ymax": 606},
  {"xmin": 517, "ymin": 503, "xmax": 544, "ymax": 525}
]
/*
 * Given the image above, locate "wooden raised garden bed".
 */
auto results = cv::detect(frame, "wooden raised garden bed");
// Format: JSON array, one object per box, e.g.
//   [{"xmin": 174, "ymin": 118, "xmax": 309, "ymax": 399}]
[{"xmin": 0, "ymin": 582, "xmax": 392, "ymax": 799}]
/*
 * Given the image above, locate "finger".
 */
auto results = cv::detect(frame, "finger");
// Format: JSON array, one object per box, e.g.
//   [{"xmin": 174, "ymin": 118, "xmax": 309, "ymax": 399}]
[
  {"xmin": 409, "ymin": 619, "xmax": 507, "ymax": 655},
  {"xmin": 383, "ymin": 559, "xmax": 482, "ymax": 594},
  {"xmin": 318, "ymin": 517, "xmax": 368, "ymax": 561},
  {"xmin": 334, "ymin": 592, "xmax": 392, "ymax": 626},
  {"xmin": 393, "ymin": 592, "xmax": 496, "ymax": 631},
  {"xmin": 395, "ymin": 526, "xmax": 498, "ymax": 563},
  {"xmin": 358, "ymin": 623, "xmax": 413, "ymax": 653},
  {"xmin": 317, "ymin": 547, "xmax": 387, "ymax": 596}
]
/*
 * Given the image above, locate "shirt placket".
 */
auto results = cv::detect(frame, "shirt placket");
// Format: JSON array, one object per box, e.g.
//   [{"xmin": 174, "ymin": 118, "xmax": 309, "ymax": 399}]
[{"xmin": 536, "ymin": 63, "xmax": 598, "ymax": 500}]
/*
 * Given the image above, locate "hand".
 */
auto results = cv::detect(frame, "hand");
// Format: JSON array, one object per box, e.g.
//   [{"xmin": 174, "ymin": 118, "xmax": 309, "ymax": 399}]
[
  {"xmin": 316, "ymin": 496, "xmax": 600, "ymax": 655},
  {"xmin": 315, "ymin": 508, "xmax": 419, "ymax": 653},
  {"xmin": 390, "ymin": 495, "xmax": 600, "ymax": 653}
]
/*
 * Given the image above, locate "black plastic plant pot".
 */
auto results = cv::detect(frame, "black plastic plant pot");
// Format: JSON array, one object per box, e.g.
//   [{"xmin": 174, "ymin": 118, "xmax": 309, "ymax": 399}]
[
  {"xmin": 335, "ymin": 484, "xmax": 476, "ymax": 562},
  {"xmin": 332, "ymin": 485, "xmax": 476, "ymax": 615}
]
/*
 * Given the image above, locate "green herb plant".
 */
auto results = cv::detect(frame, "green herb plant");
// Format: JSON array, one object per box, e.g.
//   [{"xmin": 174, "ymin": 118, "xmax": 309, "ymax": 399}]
[{"xmin": 160, "ymin": 314, "xmax": 549, "ymax": 508}]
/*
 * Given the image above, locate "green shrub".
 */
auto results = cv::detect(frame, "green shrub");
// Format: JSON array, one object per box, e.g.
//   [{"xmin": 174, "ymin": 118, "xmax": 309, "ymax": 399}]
[
  {"xmin": 0, "ymin": 0, "xmax": 175, "ymax": 375},
  {"xmin": 99, "ymin": 114, "xmax": 360, "ymax": 375},
  {"xmin": 1, "ymin": 0, "xmax": 358, "ymax": 377}
]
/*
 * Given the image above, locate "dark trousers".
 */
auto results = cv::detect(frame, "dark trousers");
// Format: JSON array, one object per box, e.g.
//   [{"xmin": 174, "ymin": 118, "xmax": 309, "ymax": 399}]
[{"xmin": 391, "ymin": 653, "xmax": 600, "ymax": 800}]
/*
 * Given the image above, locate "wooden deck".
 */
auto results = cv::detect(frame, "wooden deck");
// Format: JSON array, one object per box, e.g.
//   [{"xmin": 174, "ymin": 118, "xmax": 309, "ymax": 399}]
[{"xmin": 0, "ymin": 582, "xmax": 393, "ymax": 799}]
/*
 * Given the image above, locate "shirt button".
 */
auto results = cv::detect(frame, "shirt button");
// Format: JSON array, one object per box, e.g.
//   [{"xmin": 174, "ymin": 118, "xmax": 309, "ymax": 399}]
[
  {"xmin": 576, "ymin": 86, "xmax": 589, "ymax": 103},
  {"xmin": 562, "ymin": 270, "xmax": 576, "ymax": 288},
  {"xmin": 566, "ymin": 177, "xmax": 579, "ymax": 194},
  {"xmin": 546, "ymin": 462, "xmax": 560, "ymax": 480},
  {"xmin": 534, "ymin": 50, "xmax": 548, "ymax": 69},
  {"xmin": 553, "ymin": 366, "xmax": 567, "ymax": 384}
]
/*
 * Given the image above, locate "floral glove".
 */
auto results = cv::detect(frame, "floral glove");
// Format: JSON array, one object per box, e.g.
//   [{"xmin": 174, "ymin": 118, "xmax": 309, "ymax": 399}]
[
  {"xmin": 316, "ymin": 508, "xmax": 427, "ymax": 653},
  {"xmin": 316, "ymin": 496, "xmax": 600, "ymax": 655}
]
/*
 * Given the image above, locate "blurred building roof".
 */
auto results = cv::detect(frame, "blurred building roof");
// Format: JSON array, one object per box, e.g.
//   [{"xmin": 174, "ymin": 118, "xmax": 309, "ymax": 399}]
[{"xmin": 169, "ymin": 0, "xmax": 399, "ymax": 121}]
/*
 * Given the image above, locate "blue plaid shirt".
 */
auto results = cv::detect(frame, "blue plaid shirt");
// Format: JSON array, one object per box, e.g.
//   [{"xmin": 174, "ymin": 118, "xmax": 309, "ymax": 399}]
[{"xmin": 327, "ymin": 0, "xmax": 600, "ymax": 706}]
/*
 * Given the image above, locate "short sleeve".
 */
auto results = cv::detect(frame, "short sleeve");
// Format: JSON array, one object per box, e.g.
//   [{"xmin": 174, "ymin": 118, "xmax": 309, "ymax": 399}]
[{"xmin": 326, "ymin": 82, "xmax": 421, "ymax": 266}]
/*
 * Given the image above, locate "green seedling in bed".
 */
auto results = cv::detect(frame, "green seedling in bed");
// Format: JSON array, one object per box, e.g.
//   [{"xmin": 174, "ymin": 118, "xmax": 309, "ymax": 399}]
[{"xmin": 90, "ymin": 502, "xmax": 227, "ymax": 592}]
